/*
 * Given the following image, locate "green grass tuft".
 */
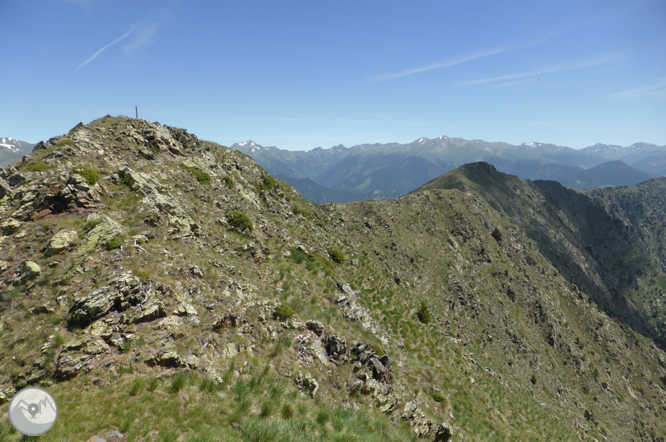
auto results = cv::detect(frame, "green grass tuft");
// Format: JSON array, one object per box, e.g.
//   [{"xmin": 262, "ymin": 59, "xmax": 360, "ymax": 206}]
[
  {"xmin": 170, "ymin": 373, "xmax": 187, "ymax": 393},
  {"xmin": 24, "ymin": 161, "xmax": 52, "ymax": 172},
  {"xmin": 54, "ymin": 139, "xmax": 75, "ymax": 147}
]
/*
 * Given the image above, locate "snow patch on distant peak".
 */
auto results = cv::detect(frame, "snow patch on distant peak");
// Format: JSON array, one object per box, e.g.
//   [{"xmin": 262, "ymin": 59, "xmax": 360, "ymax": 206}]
[{"xmin": 238, "ymin": 140, "xmax": 260, "ymax": 149}]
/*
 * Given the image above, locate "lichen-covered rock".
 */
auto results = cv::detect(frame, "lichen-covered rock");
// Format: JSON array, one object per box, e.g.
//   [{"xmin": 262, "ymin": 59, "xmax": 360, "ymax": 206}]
[
  {"xmin": 56, "ymin": 354, "xmax": 91, "ymax": 380},
  {"xmin": 336, "ymin": 282, "xmax": 389, "ymax": 345},
  {"xmin": 78, "ymin": 214, "xmax": 126, "ymax": 254},
  {"xmin": 117, "ymin": 166, "xmax": 165, "ymax": 196},
  {"xmin": 1, "ymin": 218, "xmax": 21, "ymax": 235},
  {"xmin": 295, "ymin": 333, "xmax": 329, "ymax": 366},
  {"xmin": 157, "ymin": 316, "xmax": 184, "ymax": 331},
  {"xmin": 68, "ymin": 274, "xmax": 143, "ymax": 326},
  {"xmin": 44, "ymin": 229, "xmax": 78, "ymax": 256},
  {"xmin": 19, "ymin": 260, "xmax": 41, "ymax": 281},
  {"xmin": 174, "ymin": 302, "xmax": 198, "ymax": 317},
  {"xmin": 86, "ymin": 320, "xmax": 114, "ymax": 340},
  {"xmin": 221, "ymin": 343, "xmax": 238, "ymax": 359},
  {"xmin": 133, "ymin": 303, "xmax": 166, "ymax": 323},
  {"xmin": 296, "ymin": 371, "xmax": 319, "ymax": 397},
  {"xmin": 69, "ymin": 287, "xmax": 119, "ymax": 326}
]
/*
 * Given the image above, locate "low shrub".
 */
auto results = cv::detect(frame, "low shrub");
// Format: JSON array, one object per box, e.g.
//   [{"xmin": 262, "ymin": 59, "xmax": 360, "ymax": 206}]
[
  {"xmin": 431, "ymin": 391, "xmax": 445, "ymax": 403},
  {"xmin": 257, "ymin": 174, "xmax": 276, "ymax": 192},
  {"xmin": 416, "ymin": 301, "xmax": 431, "ymax": 324},
  {"xmin": 223, "ymin": 175, "xmax": 235, "ymax": 188},
  {"xmin": 293, "ymin": 205, "xmax": 312, "ymax": 218},
  {"xmin": 328, "ymin": 248, "xmax": 345, "ymax": 263},
  {"xmin": 180, "ymin": 165, "xmax": 211, "ymax": 185},
  {"xmin": 274, "ymin": 304, "xmax": 295, "ymax": 321},
  {"xmin": 83, "ymin": 217, "xmax": 103, "ymax": 232},
  {"xmin": 105, "ymin": 234, "xmax": 125, "ymax": 250},
  {"xmin": 75, "ymin": 166, "xmax": 101, "ymax": 185},
  {"xmin": 226, "ymin": 211, "xmax": 253, "ymax": 234}
]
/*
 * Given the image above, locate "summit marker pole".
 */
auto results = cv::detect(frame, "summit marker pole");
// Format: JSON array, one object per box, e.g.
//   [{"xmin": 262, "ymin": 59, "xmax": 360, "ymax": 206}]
[{"xmin": 136, "ymin": 106, "xmax": 138, "ymax": 119}]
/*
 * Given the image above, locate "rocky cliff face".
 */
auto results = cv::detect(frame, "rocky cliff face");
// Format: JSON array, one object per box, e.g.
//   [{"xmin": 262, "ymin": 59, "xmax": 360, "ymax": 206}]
[{"xmin": 0, "ymin": 116, "xmax": 665, "ymax": 441}]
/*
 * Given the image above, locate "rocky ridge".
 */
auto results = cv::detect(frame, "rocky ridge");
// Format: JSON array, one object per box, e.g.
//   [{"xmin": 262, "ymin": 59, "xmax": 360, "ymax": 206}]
[{"xmin": 0, "ymin": 116, "xmax": 665, "ymax": 441}]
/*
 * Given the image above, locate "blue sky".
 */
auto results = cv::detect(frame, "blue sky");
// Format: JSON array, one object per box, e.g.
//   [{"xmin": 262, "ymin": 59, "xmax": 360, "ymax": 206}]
[{"xmin": 1, "ymin": 0, "xmax": 665, "ymax": 151}]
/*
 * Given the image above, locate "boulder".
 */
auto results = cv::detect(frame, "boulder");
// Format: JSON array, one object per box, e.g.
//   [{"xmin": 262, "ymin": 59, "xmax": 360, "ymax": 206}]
[
  {"xmin": 147, "ymin": 350, "xmax": 184, "ymax": 367},
  {"xmin": 213, "ymin": 313, "xmax": 242, "ymax": 330},
  {"xmin": 174, "ymin": 302, "xmax": 198, "ymax": 317},
  {"xmin": 157, "ymin": 316, "xmax": 184, "ymax": 331},
  {"xmin": 19, "ymin": 261, "xmax": 41, "ymax": 281},
  {"xmin": 323, "ymin": 334, "xmax": 347, "ymax": 361},
  {"xmin": 133, "ymin": 303, "xmax": 166, "ymax": 323},
  {"xmin": 69, "ymin": 286, "xmax": 122, "ymax": 326},
  {"xmin": 7, "ymin": 173, "xmax": 27, "ymax": 187},
  {"xmin": 56, "ymin": 354, "xmax": 91, "ymax": 380},
  {"xmin": 433, "ymin": 422, "xmax": 453, "ymax": 442},
  {"xmin": 296, "ymin": 372, "xmax": 319, "ymax": 397},
  {"xmin": 1, "ymin": 218, "xmax": 21, "ymax": 235},
  {"xmin": 44, "ymin": 229, "xmax": 78, "ymax": 256},
  {"xmin": 0, "ymin": 177, "xmax": 11, "ymax": 198},
  {"xmin": 117, "ymin": 166, "xmax": 164, "ymax": 196},
  {"xmin": 78, "ymin": 214, "xmax": 126, "ymax": 254}
]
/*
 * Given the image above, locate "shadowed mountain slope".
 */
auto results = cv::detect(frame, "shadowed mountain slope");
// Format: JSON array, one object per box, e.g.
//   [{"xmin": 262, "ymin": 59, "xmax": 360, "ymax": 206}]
[
  {"xmin": 560, "ymin": 160, "xmax": 655, "ymax": 190},
  {"xmin": 419, "ymin": 162, "xmax": 666, "ymax": 350}
]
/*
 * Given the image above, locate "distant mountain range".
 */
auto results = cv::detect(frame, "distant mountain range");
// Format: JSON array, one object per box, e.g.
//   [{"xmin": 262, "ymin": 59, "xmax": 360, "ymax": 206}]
[
  {"xmin": 0, "ymin": 137, "xmax": 35, "ymax": 167},
  {"xmin": 231, "ymin": 138, "xmax": 666, "ymax": 203}
]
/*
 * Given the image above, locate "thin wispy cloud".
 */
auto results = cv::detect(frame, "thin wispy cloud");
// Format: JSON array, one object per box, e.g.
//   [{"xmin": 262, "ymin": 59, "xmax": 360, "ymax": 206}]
[
  {"xmin": 372, "ymin": 47, "xmax": 516, "ymax": 81},
  {"xmin": 610, "ymin": 78, "xmax": 666, "ymax": 99},
  {"xmin": 372, "ymin": 29, "xmax": 566, "ymax": 81},
  {"xmin": 77, "ymin": 30, "xmax": 132, "ymax": 68},
  {"xmin": 123, "ymin": 24, "xmax": 159, "ymax": 53},
  {"xmin": 459, "ymin": 56, "xmax": 614, "ymax": 87}
]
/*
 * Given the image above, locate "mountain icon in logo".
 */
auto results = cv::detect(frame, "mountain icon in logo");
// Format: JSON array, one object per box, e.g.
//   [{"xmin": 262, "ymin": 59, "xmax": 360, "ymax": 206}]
[{"xmin": 8, "ymin": 387, "xmax": 58, "ymax": 436}]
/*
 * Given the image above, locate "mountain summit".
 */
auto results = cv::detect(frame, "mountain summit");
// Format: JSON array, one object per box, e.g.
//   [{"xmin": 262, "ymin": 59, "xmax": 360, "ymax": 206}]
[
  {"xmin": 0, "ymin": 138, "xmax": 35, "ymax": 168},
  {"xmin": 0, "ymin": 117, "xmax": 665, "ymax": 440}
]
